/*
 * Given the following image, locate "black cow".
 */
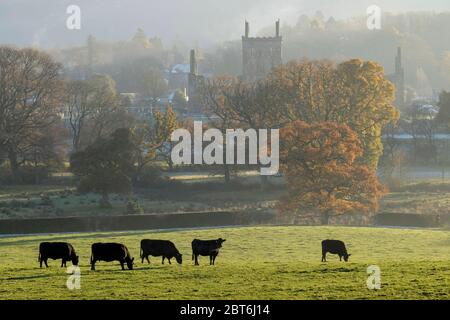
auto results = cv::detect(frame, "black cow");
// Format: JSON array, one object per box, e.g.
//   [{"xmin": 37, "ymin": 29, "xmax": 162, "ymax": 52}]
[
  {"xmin": 38, "ymin": 242, "xmax": 79, "ymax": 268},
  {"xmin": 321, "ymin": 239, "xmax": 351, "ymax": 262},
  {"xmin": 192, "ymin": 238, "xmax": 226, "ymax": 266},
  {"xmin": 140, "ymin": 239, "xmax": 182, "ymax": 265},
  {"xmin": 90, "ymin": 243, "xmax": 134, "ymax": 270}
]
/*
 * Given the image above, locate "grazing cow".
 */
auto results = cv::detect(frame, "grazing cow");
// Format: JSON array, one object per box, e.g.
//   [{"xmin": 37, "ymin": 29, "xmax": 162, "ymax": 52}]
[
  {"xmin": 321, "ymin": 239, "xmax": 351, "ymax": 262},
  {"xmin": 38, "ymin": 242, "xmax": 79, "ymax": 268},
  {"xmin": 192, "ymin": 238, "xmax": 226, "ymax": 266},
  {"xmin": 90, "ymin": 243, "xmax": 134, "ymax": 270},
  {"xmin": 140, "ymin": 239, "xmax": 182, "ymax": 265}
]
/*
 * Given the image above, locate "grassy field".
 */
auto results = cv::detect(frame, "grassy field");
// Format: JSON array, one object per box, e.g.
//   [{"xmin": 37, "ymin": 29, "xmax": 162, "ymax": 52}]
[
  {"xmin": 0, "ymin": 177, "xmax": 282, "ymax": 219},
  {"xmin": 0, "ymin": 226, "xmax": 449, "ymax": 300},
  {"xmin": 3, "ymin": 178, "xmax": 450, "ymax": 220}
]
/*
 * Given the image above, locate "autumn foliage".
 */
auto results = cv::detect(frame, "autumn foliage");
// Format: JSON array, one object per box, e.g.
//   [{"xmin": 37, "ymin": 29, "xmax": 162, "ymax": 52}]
[
  {"xmin": 279, "ymin": 121, "xmax": 387, "ymax": 224},
  {"xmin": 268, "ymin": 59, "xmax": 399, "ymax": 168}
]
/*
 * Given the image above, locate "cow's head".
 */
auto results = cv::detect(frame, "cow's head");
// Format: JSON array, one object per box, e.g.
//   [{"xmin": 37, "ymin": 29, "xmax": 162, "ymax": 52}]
[
  {"xmin": 175, "ymin": 253, "xmax": 183, "ymax": 264},
  {"xmin": 126, "ymin": 257, "xmax": 134, "ymax": 270},
  {"xmin": 72, "ymin": 255, "xmax": 79, "ymax": 266},
  {"xmin": 343, "ymin": 253, "xmax": 351, "ymax": 262},
  {"xmin": 217, "ymin": 238, "xmax": 226, "ymax": 247}
]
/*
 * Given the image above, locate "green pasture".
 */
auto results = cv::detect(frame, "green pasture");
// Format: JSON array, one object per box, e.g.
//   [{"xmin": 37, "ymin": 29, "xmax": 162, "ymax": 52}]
[{"xmin": 0, "ymin": 226, "xmax": 449, "ymax": 299}]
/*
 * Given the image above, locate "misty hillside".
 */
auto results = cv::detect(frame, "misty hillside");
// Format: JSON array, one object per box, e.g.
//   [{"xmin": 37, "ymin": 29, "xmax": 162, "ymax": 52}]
[{"xmin": 51, "ymin": 11, "xmax": 450, "ymax": 96}]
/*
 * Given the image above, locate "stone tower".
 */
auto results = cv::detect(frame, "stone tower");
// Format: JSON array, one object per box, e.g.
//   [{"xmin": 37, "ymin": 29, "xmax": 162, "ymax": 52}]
[
  {"xmin": 188, "ymin": 49, "xmax": 199, "ymax": 99},
  {"xmin": 187, "ymin": 49, "xmax": 204, "ymax": 111},
  {"xmin": 394, "ymin": 47, "xmax": 405, "ymax": 108},
  {"xmin": 242, "ymin": 20, "xmax": 282, "ymax": 82},
  {"xmin": 190, "ymin": 49, "xmax": 198, "ymax": 76}
]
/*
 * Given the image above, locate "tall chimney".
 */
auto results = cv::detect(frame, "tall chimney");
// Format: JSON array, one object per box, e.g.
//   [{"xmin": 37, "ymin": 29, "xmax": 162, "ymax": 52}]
[
  {"xmin": 190, "ymin": 49, "xmax": 197, "ymax": 75},
  {"xmin": 276, "ymin": 19, "xmax": 280, "ymax": 37},
  {"xmin": 245, "ymin": 20, "xmax": 249, "ymax": 38},
  {"xmin": 395, "ymin": 47, "xmax": 403, "ymax": 74}
]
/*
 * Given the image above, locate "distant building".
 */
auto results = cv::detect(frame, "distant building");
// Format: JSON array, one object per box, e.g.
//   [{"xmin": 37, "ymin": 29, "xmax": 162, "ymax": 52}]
[
  {"xmin": 242, "ymin": 20, "xmax": 282, "ymax": 82},
  {"xmin": 119, "ymin": 93, "xmax": 155, "ymax": 120},
  {"xmin": 387, "ymin": 47, "xmax": 406, "ymax": 109},
  {"xmin": 187, "ymin": 49, "xmax": 204, "ymax": 111},
  {"xmin": 168, "ymin": 63, "xmax": 190, "ymax": 90},
  {"xmin": 166, "ymin": 49, "xmax": 204, "ymax": 112}
]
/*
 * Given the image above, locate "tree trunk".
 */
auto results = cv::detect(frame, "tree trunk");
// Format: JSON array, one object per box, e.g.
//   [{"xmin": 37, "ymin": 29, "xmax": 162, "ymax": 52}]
[
  {"xmin": 168, "ymin": 157, "xmax": 173, "ymax": 171},
  {"xmin": 224, "ymin": 164, "xmax": 231, "ymax": 184},
  {"xmin": 100, "ymin": 192, "xmax": 112, "ymax": 208},
  {"xmin": 132, "ymin": 161, "xmax": 144, "ymax": 186},
  {"xmin": 260, "ymin": 175, "xmax": 269, "ymax": 190},
  {"xmin": 8, "ymin": 147, "xmax": 21, "ymax": 183},
  {"xmin": 321, "ymin": 211, "xmax": 330, "ymax": 225}
]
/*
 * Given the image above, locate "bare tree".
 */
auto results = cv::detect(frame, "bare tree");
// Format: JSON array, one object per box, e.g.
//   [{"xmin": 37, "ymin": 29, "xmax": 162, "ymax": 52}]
[
  {"xmin": 200, "ymin": 76, "xmax": 240, "ymax": 184},
  {"xmin": 66, "ymin": 80, "xmax": 92, "ymax": 152},
  {"xmin": 65, "ymin": 74, "xmax": 135, "ymax": 152},
  {"xmin": 403, "ymin": 104, "xmax": 439, "ymax": 165},
  {"xmin": 0, "ymin": 46, "xmax": 63, "ymax": 182}
]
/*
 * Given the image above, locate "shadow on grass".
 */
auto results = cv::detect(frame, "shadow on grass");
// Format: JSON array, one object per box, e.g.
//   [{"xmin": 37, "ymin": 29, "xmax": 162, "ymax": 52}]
[
  {"xmin": 6, "ymin": 274, "xmax": 53, "ymax": 280},
  {"xmin": 0, "ymin": 230, "xmax": 169, "ymax": 247},
  {"xmin": 318, "ymin": 266, "xmax": 359, "ymax": 273}
]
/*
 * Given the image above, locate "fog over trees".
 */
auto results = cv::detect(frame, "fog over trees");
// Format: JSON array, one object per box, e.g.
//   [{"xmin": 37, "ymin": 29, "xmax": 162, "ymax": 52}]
[{"xmin": 3, "ymin": 10, "xmax": 445, "ymax": 94}]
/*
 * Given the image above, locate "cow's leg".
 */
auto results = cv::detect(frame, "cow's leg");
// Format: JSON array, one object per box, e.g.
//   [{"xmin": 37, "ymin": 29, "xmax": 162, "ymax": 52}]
[
  {"xmin": 146, "ymin": 255, "xmax": 150, "ymax": 264},
  {"xmin": 91, "ymin": 259, "xmax": 96, "ymax": 271},
  {"xmin": 194, "ymin": 254, "xmax": 199, "ymax": 266},
  {"xmin": 141, "ymin": 254, "xmax": 144, "ymax": 264},
  {"xmin": 322, "ymin": 252, "xmax": 326, "ymax": 262},
  {"xmin": 162, "ymin": 256, "xmax": 165, "ymax": 264},
  {"xmin": 44, "ymin": 259, "xmax": 49, "ymax": 268},
  {"xmin": 168, "ymin": 258, "xmax": 171, "ymax": 265},
  {"xmin": 212, "ymin": 255, "xmax": 217, "ymax": 265},
  {"xmin": 40, "ymin": 257, "xmax": 43, "ymax": 268},
  {"xmin": 120, "ymin": 260, "xmax": 125, "ymax": 270},
  {"xmin": 339, "ymin": 255, "xmax": 342, "ymax": 261},
  {"xmin": 61, "ymin": 259, "xmax": 64, "ymax": 267}
]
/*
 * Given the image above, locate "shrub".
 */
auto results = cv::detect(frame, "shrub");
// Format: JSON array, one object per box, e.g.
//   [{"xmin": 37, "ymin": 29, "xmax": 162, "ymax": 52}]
[
  {"xmin": 1, "ymin": 208, "xmax": 12, "ymax": 216},
  {"xmin": 384, "ymin": 176, "xmax": 405, "ymax": 192},
  {"xmin": 125, "ymin": 199, "xmax": 144, "ymax": 215},
  {"xmin": 134, "ymin": 166, "xmax": 163, "ymax": 188},
  {"xmin": 40, "ymin": 194, "xmax": 53, "ymax": 206},
  {"xmin": 9, "ymin": 200, "xmax": 22, "ymax": 209},
  {"xmin": 18, "ymin": 166, "xmax": 50, "ymax": 184}
]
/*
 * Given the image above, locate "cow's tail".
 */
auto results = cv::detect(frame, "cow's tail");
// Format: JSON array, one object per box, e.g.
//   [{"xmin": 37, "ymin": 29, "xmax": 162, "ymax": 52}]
[
  {"xmin": 90, "ymin": 253, "xmax": 93, "ymax": 266},
  {"xmin": 38, "ymin": 252, "xmax": 41, "ymax": 262}
]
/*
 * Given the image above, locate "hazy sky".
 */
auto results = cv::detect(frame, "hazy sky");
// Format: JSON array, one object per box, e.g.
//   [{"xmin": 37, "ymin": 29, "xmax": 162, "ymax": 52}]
[{"xmin": 1, "ymin": 0, "xmax": 450, "ymax": 48}]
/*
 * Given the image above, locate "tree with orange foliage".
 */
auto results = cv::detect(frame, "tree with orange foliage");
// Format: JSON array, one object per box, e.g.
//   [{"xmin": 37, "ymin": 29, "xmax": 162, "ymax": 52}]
[
  {"xmin": 279, "ymin": 121, "xmax": 386, "ymax": 225},
  {"xmin": 268, "ymin": 59, "xmax": 399, "ymax": 169}
]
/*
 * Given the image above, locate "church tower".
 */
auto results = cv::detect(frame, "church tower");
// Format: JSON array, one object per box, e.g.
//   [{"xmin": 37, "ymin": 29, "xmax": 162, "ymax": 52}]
[
  {"xmin": 242, "ymin": 20, "xmax": 282, "ymax": 82},
  {"xmin": 394, "ymin": 47, "xmax": 405, "ymax": 108}
]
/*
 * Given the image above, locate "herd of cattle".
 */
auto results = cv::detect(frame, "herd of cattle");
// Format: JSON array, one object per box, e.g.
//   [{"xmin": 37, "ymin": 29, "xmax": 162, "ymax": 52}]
[
  {"xmin": 38, "ymin": 238, "xmax": 351, "ymax": 270},
  {"xmin": 38, "ymin": 238, "xmax": 227, "ymax": 270}
]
